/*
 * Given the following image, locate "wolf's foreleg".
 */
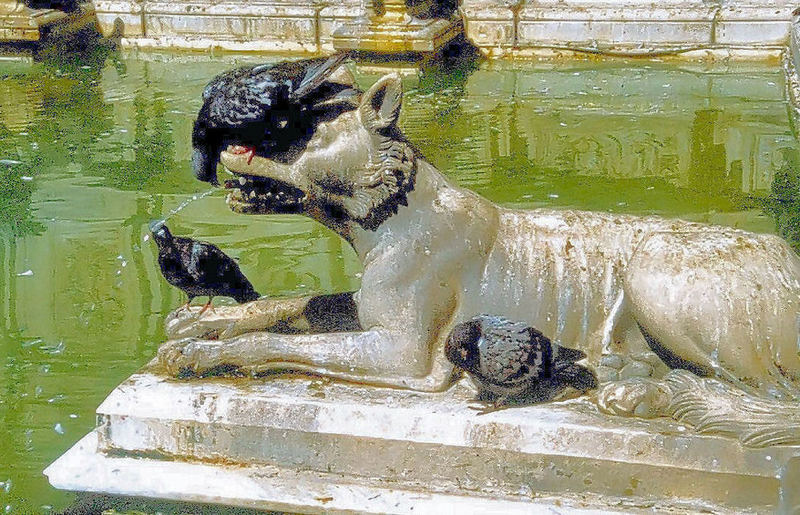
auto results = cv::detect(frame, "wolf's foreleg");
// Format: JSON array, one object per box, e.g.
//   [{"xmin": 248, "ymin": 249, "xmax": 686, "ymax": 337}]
[
  {"xmin": 157, "ymin": 329, "xmax": 455, "ymax": 391},
  {"xmin": 165, "ymin": 293, "xmax": 359, "ymax": 340}
]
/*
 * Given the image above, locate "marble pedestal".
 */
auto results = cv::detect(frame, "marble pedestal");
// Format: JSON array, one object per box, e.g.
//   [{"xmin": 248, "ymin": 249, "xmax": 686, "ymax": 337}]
[{"xmin": 45, "ymin": 368, "xmax": 800, "ymax": 513}]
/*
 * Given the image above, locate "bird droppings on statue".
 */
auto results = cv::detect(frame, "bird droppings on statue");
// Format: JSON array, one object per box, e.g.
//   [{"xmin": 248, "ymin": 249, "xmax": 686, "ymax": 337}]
[
  {"xmin": 149, "ymin": 221, "xmax": 260, "ymax": 315},
  {"xmin": 446, "ymin": 314, "xmax": 598, "ymax": 414}
]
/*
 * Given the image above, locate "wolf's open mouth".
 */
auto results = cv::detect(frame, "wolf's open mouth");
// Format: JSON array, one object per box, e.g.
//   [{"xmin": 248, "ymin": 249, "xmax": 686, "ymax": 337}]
[{"xmin": 224, "ymin": 172, "xmax": 306, "ymax": 214}]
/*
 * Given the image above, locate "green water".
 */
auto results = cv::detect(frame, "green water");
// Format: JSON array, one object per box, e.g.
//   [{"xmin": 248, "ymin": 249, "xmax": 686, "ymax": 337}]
[{"xmin": 0, "ymin": 48, "xmax": 798, "ymax": 512}]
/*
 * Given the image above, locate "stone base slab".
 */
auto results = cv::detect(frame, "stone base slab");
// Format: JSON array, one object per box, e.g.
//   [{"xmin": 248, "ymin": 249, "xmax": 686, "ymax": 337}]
[
  {"xmin": 46, "ymin": 429, "xmax": 644, "ymax": 513},
  {"xmin": 45, "ymin": 371, "xmax": 800, "ymax": 513}
]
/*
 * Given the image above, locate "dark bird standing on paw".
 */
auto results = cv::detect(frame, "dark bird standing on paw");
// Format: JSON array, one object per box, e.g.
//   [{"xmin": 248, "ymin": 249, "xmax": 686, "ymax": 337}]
[
  {"xmin": 192, "ymin": 52, "xmax": 358, "ymax": 185},
  {"xmin": 150, "ymin": 221, "xmax": 260, "ymax": 314},
  {"xmin": 446, "ymin": 314, "xmax": 598, "ymax": 414}
]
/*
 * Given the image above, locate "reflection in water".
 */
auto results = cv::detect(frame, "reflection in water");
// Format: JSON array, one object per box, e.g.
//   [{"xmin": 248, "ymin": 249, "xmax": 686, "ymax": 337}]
[
  {"xmin": 98, "ymin": 91, "xmax": 176, "ymax": 191},
  {"xmin": 400, "ymin": 62, "xmax": 796, "ymax": 221},
  {"xmin": 0, "ymin": 51, "xmax": 798, "ymax": 511},
  {"xmin": 689, "ymin": 109, "xmax": 732, "ymax": 211},
  {"xmin": 765, "ymin": 147, "xmax": 800, "ymax": 253},
  {"xmin": 0, "ymin": 161, "xmax": 44, "ymax": 239}
]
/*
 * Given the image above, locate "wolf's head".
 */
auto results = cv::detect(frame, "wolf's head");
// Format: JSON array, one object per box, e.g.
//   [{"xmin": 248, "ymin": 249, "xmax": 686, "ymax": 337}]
[
  {"xmin": 217, "ymin": 73, "xmax": 417, "ymax": 238},
  {"xmin": 192, "ymin": 54, "xmax": 357, "ymax": 185}
]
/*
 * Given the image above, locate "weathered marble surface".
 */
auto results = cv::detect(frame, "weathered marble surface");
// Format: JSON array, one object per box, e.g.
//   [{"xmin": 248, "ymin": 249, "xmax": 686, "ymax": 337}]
[
  {"xmin": 92, "ymin": 0, "xmax": 795, "ymax": 56},
  {"xmin": 93, "ymin": 0, "xmax": 361, "ymax": 53},
  {"xmin": 464, "ymin": 0, "xmax": 794, "ymax": 57},
  {"xmin": 45, "ymin": 369, "xmax": 800, "ymax": 513},
  {"xmin": 785, "ymin": 10, "xmax": 800, "ymax": 132}
]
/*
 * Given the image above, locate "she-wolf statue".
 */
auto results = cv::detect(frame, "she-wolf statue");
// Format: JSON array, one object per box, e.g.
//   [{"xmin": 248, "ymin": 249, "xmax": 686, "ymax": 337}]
[{"xmin": 158, "ymin": 56, "xmax": 800, "ymax": 448}]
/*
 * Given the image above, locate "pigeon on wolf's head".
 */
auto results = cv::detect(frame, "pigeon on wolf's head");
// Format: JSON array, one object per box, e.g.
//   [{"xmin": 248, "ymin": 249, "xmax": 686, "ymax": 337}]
[
  {"xmin": 446, "ymin": 314, "xmax": 598, "ymax": 414},
  {"xmin": 149, "ymin": 221, "xmax": 260, "ymax": 314},
  {"xmin": 192, "ymin": 52, "xmax": 358, "ymax": 185}
]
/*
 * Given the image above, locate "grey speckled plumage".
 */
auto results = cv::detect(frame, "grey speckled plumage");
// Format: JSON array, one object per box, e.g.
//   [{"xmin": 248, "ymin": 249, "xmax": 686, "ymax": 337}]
[{"xmin": 446, "ymin": 314, "xmax": 597, "ymax": 412}]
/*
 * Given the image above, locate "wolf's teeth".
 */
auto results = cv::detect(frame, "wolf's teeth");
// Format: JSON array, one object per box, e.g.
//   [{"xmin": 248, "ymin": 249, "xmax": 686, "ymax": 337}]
[
  {"xmin": 239, "ymin": 176, "xmax": 247, "ymax": 186},
  {"xmin": 266, "ymin": 192, "xmax": 273, "ymax": 198},
  {"xmin": 249, "ymin": 191, "xmax": 257, "ymax": 199}
]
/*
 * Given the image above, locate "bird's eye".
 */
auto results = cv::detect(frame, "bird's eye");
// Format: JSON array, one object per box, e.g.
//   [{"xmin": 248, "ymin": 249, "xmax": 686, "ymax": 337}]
[
  {"xmin": 460, "ymin": 348, "xmax": 468, "ymax": 360},
  {"xmin": 277, "ymin": 119, "xmax": 288, "ymax": 129}
]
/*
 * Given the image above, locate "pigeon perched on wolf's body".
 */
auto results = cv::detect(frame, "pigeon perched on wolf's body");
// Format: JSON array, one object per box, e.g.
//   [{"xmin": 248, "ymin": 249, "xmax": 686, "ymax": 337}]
[
  {"xmin": 150, "ymin": 221, "xmax": 260, "ymax": 314},
  {"xmin": 446, "ymin": 314, "xmax": 597, "ymax": 413},
  {"xmin": 192, "ymin": 52, "xmax": 357, "ymax": 184}
]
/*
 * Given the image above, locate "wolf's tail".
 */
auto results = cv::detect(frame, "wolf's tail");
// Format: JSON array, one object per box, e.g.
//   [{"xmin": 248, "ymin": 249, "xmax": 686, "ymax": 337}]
[{"xmin": 665, "ymin": 370, "xmax": 800, "ymax": 448}]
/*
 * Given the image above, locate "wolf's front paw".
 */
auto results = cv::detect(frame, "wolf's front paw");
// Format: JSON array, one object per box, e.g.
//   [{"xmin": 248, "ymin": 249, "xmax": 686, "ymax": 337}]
[
  {"xmin": 594, "ymin": 351, "xmax": 664, "ymax": 383},
  {"xmin": 157, "ymin": 338, "xmax": 226, "ymax": 377},
  {"xmin": 595, "ymin": 377, "xmax": 672, "ymax": 418},
  {"xmin": 165, "ymin": 306, "xmax": 238, "ymax": 340}
]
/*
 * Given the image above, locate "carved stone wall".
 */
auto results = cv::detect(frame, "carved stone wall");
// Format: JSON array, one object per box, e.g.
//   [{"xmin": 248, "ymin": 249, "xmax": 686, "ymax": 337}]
[
  {"xmin": 462, "ymin": 0, "xmax": 795, "ymax": 57},
  {"xmin": 93, "ymin": 0, "xmax": 795, "ymax": 56},
  {"xmin": 93, "ymin": 0, "xmax": 363, "ymax": 53}
]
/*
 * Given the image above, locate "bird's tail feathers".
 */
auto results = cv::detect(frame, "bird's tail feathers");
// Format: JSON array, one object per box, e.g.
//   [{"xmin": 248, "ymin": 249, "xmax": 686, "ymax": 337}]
[
  {"xmin": 235, "ymin": 290, "xmax": 261, "ymax": 303},
  {"xmin": 554, "ymin": 362, "xmax": 598, "ymax": 392},
  {"xmin": 556, "ymin": 345, "xmax": 586, "ymax": 363}
]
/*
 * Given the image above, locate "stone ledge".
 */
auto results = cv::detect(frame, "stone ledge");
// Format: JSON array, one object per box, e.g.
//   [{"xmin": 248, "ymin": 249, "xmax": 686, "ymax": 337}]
[
  {"xmin": 118, "ymin": 36, "xmax": 320, "ymax": 53},
  {"xmin": 463, "ymin": 0, "xmax": 794, "ymax": 53},
  {"xmin": 46, "ymin": 430, "xmax": 647, "ymax": 513},
  {"xmin": 46, "ymin": 371, "xmax": 800, "ymax": 512},
  {"xmin": 332, "ymin": 17, "xmax": 463, "ymax": 52}
]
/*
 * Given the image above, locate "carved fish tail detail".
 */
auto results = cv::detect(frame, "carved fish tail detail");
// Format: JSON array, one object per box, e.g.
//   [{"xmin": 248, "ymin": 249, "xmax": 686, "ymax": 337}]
[{"xmin": 665, "ymin": 370, "xmax": 800, "ymax": 448}]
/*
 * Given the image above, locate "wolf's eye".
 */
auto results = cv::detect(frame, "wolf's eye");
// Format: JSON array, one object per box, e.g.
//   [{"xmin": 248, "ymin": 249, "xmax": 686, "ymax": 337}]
[
  {"xmin": 277, "ymin": 119, "xmax": 288, "ymax": 129},
  {"xmin": 460, "ymin": 348, "xmax": 468, "ymax": 360}
]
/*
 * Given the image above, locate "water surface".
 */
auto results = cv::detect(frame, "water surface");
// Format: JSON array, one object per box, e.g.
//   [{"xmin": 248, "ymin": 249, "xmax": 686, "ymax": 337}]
[{"xmin": 0, "ymin": 50, "xmax": 797, "ymax": 512}]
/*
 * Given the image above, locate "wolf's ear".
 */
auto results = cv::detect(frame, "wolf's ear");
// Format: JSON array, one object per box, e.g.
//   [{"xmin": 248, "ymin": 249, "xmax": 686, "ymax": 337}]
[{"xmin": 359, "ymin": 74, "xmax": 402, "ymax": 130}]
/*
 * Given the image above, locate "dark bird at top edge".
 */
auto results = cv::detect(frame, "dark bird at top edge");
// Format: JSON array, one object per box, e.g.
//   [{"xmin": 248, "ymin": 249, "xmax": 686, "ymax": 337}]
[
  {"xmin": 150, "ymin": 221, "xmax": 260, "ymax": 314},
  {"xmin": 192, "ymin": 52, "xmax": 360, "ymax": 185},
  {"xmin": 445, "ymin": 314, "xmax": 598, "ymax": 414}
]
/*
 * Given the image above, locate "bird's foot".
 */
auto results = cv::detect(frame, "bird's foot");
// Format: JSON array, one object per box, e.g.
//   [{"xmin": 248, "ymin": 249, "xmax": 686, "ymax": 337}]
[
  {"xmin": 230, "ymin": 145, "xmax": 257, "ymax": 165},
  {"xmin": 468, "ymin": 399, "xmax": 509, "ymax": 416},
  {"xmin": 197, "ymin": 300, "xmax": 214, "ymax": 317}
]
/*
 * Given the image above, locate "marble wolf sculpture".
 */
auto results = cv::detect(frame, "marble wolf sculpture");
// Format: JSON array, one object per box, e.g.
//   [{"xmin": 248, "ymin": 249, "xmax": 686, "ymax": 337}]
[{"xmin": 159, "ymin": 59, "xmax": 800, "ymax": 447}]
